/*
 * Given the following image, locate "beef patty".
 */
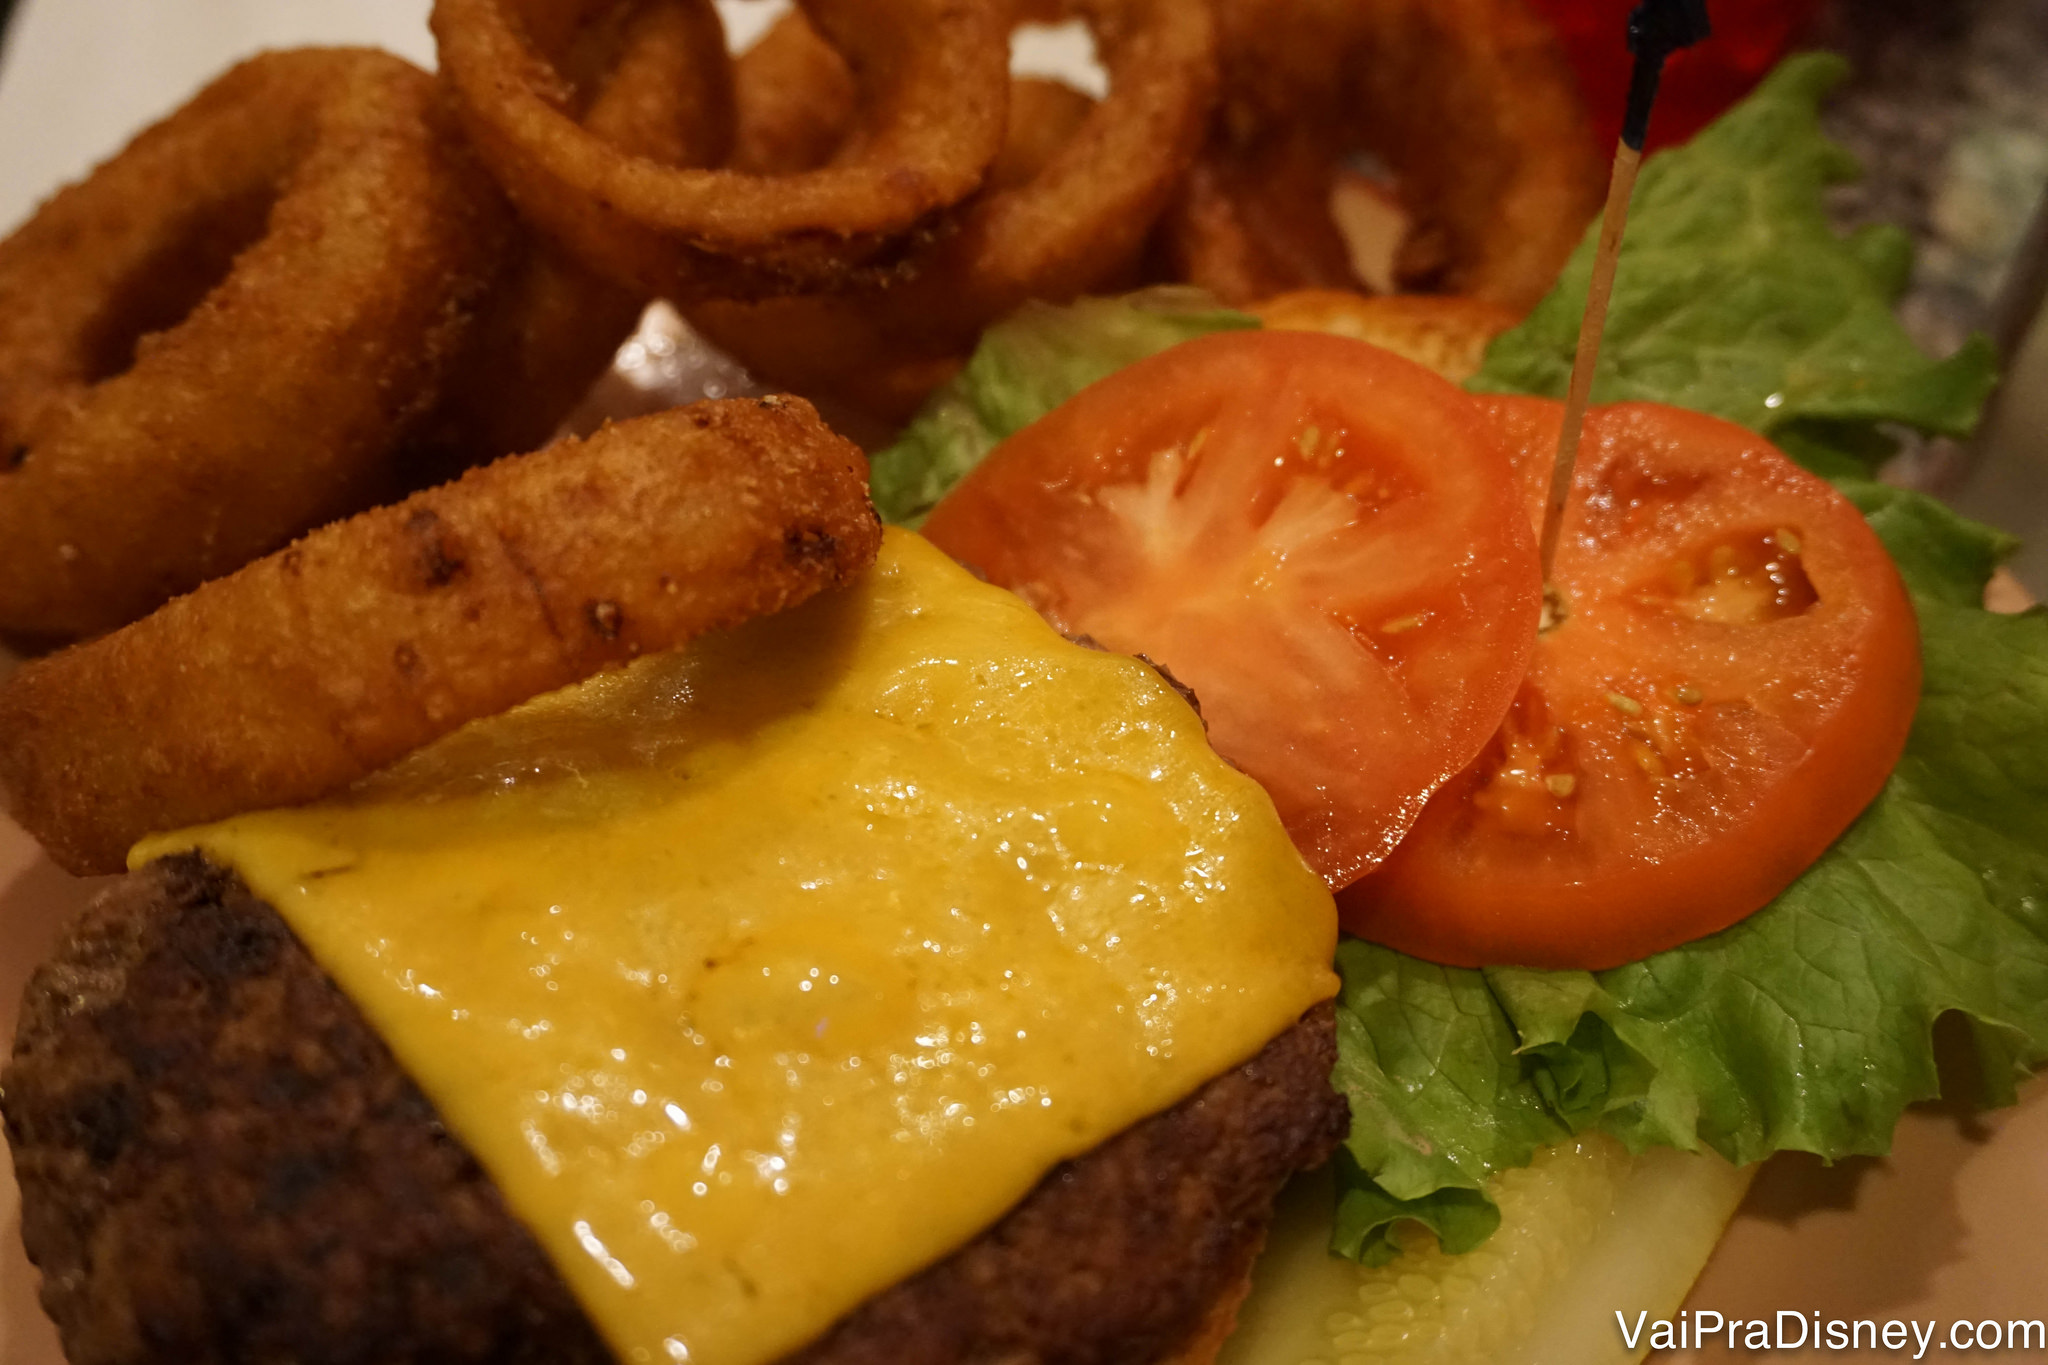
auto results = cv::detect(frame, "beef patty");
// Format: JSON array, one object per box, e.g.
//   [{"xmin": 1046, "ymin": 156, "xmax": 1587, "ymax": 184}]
[{"xmin": 3, "ymin": 853, "xmax": 1347, "ymax": 1365}]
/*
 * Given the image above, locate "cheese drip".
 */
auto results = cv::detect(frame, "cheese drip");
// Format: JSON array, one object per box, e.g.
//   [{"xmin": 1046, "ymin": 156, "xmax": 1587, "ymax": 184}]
[{"xmin": 135, "ymin": 530, "xmax": 1338, "ymax": 1365}]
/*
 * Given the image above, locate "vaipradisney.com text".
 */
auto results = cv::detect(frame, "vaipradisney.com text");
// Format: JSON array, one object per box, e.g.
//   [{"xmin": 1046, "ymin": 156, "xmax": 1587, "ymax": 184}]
[{"xmin": 1617, "ymin": 1309, "xmax": 2048, "ymax": 1356}]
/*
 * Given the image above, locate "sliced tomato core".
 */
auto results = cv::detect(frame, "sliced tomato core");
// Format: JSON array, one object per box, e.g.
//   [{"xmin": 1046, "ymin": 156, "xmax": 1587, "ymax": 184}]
[
  {"xmin": 1341, "ymin": 397, "xmax": 1923, "ymax": 969},
  {"xmin": 922, "ymin": 331, "xmax": 1542, "ymax": 887}
]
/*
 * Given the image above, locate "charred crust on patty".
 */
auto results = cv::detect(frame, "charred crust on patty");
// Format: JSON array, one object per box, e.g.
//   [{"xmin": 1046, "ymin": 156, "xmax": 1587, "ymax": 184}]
[
  {"xmin": 3, "ymin": 854, "xmax": 611, "ymax": 1365},
  {"xmin": 5, "ymin": 855, "xmax": 1345, "ymax": 1365}
]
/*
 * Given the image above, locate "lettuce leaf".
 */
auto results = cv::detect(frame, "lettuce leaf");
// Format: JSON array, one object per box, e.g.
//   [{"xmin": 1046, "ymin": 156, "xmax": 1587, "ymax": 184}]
[
  {"xmin": 1330, "ymin": 56, "xmax": 2038, "ymax": 1263},
  {"xmin": 1472, "ymin": 54, "xmax": 1998, "ymax": 457},
  {"xmin": 867, "ymin": 288, "xmax": 1255, "ymax": 525}
]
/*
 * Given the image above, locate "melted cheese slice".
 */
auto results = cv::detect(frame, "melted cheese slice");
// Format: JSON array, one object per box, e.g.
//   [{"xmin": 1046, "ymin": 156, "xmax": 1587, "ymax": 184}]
[{"xmin": 136, "ymin": 530, "xmax": 1338, "ymax": 1365}]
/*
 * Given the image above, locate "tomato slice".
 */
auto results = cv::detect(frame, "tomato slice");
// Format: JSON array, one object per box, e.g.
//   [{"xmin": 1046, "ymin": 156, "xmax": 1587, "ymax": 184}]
[
  {"xmin": 1341, "ymin": 397, "xmax": 1922, "ymax": 969},
  {"xmin": 921, "ymin": 330, "xmax": 1542, "ymax": 887}
]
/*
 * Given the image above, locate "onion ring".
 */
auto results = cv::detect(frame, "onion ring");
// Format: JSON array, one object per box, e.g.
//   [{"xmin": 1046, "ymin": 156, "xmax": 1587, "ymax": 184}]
[
  {"xmin": 688, "ymin": 0, "xmax": 1217, "ymax": 421},
  {"xmin": 431, "ymin": 0, "xmax": 1010, "ymax": 298},
  {"xmin": 1161, "ymin": 121, "xmax": 1360, "ymax": 307},
  {"xmin": 0, "ymin": 49, "xmax": 514, "ymax": 640},
  {"xmin": 416, "ymin": 0, "xmax": 738, "ymax": 474},
  {"xmin": 0, "ymin": 398, "xmax": 882, "ymax": 876},
  {"xmin": 1166, "ymin": 0, "xmax": 1603, "ymax": 312}
]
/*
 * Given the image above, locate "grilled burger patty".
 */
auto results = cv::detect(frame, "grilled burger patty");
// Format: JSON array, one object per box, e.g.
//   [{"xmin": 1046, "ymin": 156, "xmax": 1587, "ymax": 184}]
[{"xmin": 3, "ymin": 852, "xmax": 1347, "ymax": 1365}]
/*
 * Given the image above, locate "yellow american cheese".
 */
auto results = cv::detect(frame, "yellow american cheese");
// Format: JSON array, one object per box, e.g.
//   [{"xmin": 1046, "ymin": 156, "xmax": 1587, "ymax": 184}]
[{"xmin": 135, "ymin": 529, "xmax": 1337, "ymax": 1365}]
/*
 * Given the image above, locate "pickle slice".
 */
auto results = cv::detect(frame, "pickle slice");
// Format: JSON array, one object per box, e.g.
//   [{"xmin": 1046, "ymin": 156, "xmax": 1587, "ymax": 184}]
[{"xmin": 1220, "ymin": 1136, "xmax": 1753, "ymax": 1365}]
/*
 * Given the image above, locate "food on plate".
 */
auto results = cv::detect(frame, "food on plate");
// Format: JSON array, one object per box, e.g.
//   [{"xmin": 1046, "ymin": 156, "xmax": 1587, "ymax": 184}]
[
  {"xmin": 431, "ymin": 0, "xmax": 1009, "ymax": 298},
  {"xmin": 876, "ymin": 55, "xmax": 2036, "ymax": 1350},
  {"xmin": 1252, "ymin": 288, "xmax": 1520, "ymax": 383},
  {"xmin": 921, "ymin": 329, "xmax": 1542, "ymax": 889},
  {"xmin": 688, "ymin": 0, "xmax": 1216, "ymax": 421},
  {"xmin": 5, "ymin": 531, "xmax": 1344, "ymax": 1365},
  {"xmin": 0, "ymin": 48, "xmax": 511, "ymax": 640},
  {"xmin": 0, "ymin": 12, "xmax": 745, "ymax": 639},
  {"xmin": 1164, "ymin": 0, "xmax": 1604, "ymax": 311},
  {"xmin": 2, "ymin": 13, "xmax": 2043, "ymax": 1365},
  {"xmin": 0, "ymin": 399, "xmax": 880, "ymax": 877},
  {"xmin": 1343, "ymin": 396, "xmax": 1923, "ymax": 969},
  {"xmin": 413, "ymin": 0, "xmax": 739, "ymax": 474}
]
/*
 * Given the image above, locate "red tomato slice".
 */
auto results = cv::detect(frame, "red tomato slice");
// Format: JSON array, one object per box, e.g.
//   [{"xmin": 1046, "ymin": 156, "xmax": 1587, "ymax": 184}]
[
  {"xmin": 1341, "ymin": 397, "xmax": 1923, "ymax": 969},
  {"xmin": 922, "ymin": 331, "xmax": 1542, "ymax": 887}
]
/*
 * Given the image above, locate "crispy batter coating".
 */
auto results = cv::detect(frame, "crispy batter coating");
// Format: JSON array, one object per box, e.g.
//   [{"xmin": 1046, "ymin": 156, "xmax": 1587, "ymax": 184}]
[
  {"xmin": 432, "ymin": 0, "xmax": 1010, "ymax": 298},
  {"xmin": 690, "ymin": 0, "xmax": 1217, "ymax": 422},
  {"xmin": 1167, "ymin": 0, "xmax": 1603, "ymax": 312},
  {"xmin": 0, "ymin": 49, "xmax": 516, "ymax": 640},
  {"xmin": 0, "ymin": 399, "xmax": 881, "ymax": 876},
  {"xmin": 416, "ymin": 0, "xmax": 739, "ymax": 476}
]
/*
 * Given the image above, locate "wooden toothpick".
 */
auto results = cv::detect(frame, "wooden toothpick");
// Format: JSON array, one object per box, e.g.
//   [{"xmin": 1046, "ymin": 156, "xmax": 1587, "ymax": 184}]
[{"xmin": 1539, "ymin": 0, "xmax": 1712, "ymax": 626}]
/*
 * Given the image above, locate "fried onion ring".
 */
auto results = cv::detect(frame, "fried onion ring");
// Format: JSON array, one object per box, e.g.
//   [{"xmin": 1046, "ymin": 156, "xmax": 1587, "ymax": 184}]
[
  {"xmin": 432, "ymin": 0, "xmax": 1010, "ymax": 298},
  {"xmin": 416, "ymin": 0, "xmax": 738, "ymax": 474},
  {"xmin": 1161, "ymin": 122, "xmax": 1364, "ymax": 307},
  {"xmin": 687, "ymin": 0, "xmax": 1217, "ymax": 421},
  {"xmin": 1166, "ymin": 0, "xmax": 1602, "ymax": 312},
  {"xmin": 0, "ymin": 398, "xmax": 882, "ymax": 876},
  {"xmin": 0, "ymin": 49, "xmax": 514, "ymax": 640}
]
